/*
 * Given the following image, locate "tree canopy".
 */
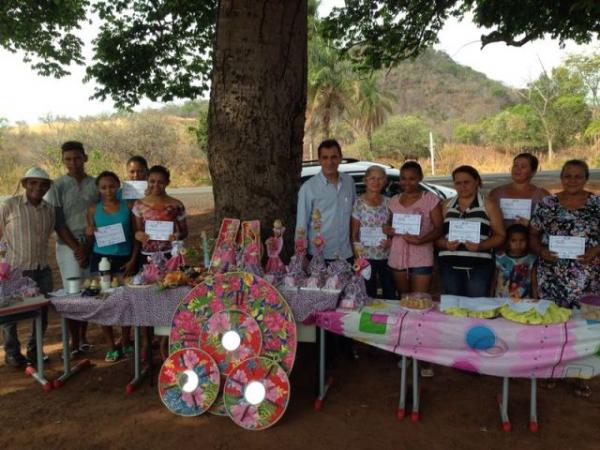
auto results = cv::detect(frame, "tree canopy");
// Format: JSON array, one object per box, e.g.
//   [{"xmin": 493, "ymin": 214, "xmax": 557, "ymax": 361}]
[{"xmin": 2, "ymin": 1, "xmax": 599, "ymax": 108}]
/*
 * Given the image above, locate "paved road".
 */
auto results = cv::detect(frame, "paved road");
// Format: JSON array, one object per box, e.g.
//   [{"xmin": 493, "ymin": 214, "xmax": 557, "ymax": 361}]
[
  {"xmin": 171, "ymin": 169, "xmax": 600, "ymax": 211},
  {"xmin": 3, "ymin": 169, "xmax": 598, "ymax": 211}
]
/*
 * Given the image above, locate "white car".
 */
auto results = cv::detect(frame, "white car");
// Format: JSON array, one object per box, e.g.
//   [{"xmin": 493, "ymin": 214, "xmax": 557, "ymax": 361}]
[{"xmin": 301, "ymin": 159, "xmax": 456, "ymax": 199}]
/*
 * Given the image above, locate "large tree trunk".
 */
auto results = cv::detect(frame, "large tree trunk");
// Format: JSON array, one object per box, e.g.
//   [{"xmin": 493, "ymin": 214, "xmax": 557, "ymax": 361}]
[{"xmin": 208, "ymin": 1, "xmax": 307, "ymax": 251}]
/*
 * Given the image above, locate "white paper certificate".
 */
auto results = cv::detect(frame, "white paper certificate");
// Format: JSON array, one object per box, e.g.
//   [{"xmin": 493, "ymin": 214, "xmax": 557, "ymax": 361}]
[
  {"xmin": 121, "ymin": 181, "xmax": 148, "ymax": 200},
  {"xmin": 392, "ymin": 213, "xmax": 421, "ymax": 235},
  {"xmin": 145, "ymin": 220, "xmax": 174, "ymax": 241},
  {"xmin": 360, "ymin": 226, "xmax": 386, "ymax": 247},
  {"xmin": 94, "ymin": 223, "xmax": 126, "ymax": 248},
  {"xmin": 499, "ymin": 198, "xmax": 532, "ymax": 220},
  {"xmin": 448, "ymin": 220, "xmax": 481, "ymax": 243},
  {"xmin": 549, "ymin": 235, "xmax": 586, "ymax": 259}
]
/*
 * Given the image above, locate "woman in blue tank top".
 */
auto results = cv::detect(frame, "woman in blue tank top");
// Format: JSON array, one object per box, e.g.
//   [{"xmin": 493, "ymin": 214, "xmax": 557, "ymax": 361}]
[{"xmin": 85, "ymin": 171, "xmax": 139, "ymax": 362}]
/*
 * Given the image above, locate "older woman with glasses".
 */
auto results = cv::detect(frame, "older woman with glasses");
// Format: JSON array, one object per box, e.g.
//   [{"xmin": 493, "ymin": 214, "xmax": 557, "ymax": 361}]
[{"xmin": 351, "ymin": 165, "xmax": 396, "ymax": 299}]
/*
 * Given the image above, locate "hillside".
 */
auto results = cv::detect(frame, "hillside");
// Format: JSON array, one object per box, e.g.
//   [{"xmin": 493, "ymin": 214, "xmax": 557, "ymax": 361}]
[{"xmin": 380, "ymin": 49, "xmax": 519, "ymax": 138}]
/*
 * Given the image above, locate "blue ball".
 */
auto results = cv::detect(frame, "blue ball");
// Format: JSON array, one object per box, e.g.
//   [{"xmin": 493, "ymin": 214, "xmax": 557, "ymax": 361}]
[{"xmin": 466, "ymin": 326, "xmax": 496, "ymax": 350}]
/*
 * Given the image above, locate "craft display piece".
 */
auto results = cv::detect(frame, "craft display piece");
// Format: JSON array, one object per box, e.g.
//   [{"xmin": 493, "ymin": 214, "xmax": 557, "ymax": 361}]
[
  {"xmin": 223, "ymin": 357, "xmax": 290, "ymax": 431},
  {"xmin": 339, "ymin": 245, "xmax": 371, "ymax": 310},
  {"xmin": 158, "ymin": 348, "xmax": 220, "ymax": 416},
  {"xmin": 167, "ymin": 271, "xmax": 297, "ymax": 425},
  {"xmin": 282, "ymin": 228, "xmax": 307, "ymax": 289},
  {"xmin": 200, "ymin": 309, "xmax": 262, "ymax": 376},
  {"xmin": 141, "ymin": 252, "xmax": 167, "ymax": 284},
  {"xmin": 210, "ymin": 219, "xmax": 241, "ymax": 273},
  {"xmin": 165, "ymin": 240, "xmax": 186, "ymax": 272},
  {"xmin": 0, "ymin": 268, "xmax": 40, "ymax": 306},
  {"xmin": 240, "ymin": 221, "xmax": 264, "ymax": 277},
  {"xmin": 170, "ymin": 272, "xmax": 297, "ymax": 373},
  {"xmin": 264, "ymin": 220, "xmax": 286, "ymax": 285},
  {"xmin": 322, "ymin": 257, "xmax": 352, "ymax": 293},
  {"xmin": 303, "ymin": 210, "xmax": 327, "ymax": 290},
  {"xmin": 0, "ymin": 246, "xmax": 39, "ymax": 305}
]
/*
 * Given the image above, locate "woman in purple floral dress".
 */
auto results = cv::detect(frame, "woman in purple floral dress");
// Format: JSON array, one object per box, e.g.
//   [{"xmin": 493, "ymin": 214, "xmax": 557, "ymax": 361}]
[{"xmin": 530, "ymin": 160, "xmax": 600, "ymax": 309}]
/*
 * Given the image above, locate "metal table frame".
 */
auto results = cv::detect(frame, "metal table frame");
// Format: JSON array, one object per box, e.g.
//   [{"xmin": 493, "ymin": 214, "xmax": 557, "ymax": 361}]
[{"xmin": 0, "ymin": 296, "xmax": 52, "ymax": 392}]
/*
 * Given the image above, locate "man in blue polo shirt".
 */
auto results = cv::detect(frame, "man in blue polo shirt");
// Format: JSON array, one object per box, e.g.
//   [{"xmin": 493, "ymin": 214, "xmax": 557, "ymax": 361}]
[{"xmin": 296, "ymin": 139, "xmax": 355, "ymax": 260}]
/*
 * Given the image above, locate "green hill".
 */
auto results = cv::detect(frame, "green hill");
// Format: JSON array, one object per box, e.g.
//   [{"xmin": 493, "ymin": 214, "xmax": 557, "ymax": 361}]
[{"xmin": 380, "ymin": 49, "xmax": 519, "ymax": 138}]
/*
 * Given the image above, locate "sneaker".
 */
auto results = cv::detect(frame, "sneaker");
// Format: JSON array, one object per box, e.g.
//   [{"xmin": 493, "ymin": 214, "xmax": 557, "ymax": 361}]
[
  {"xmin": 121, "ymin": 344, "xmax": 134, "ymax": 356},
  {"xmin": 5, "ymin": 353, "xmax": 29, "ymax": 368},
  {"xmin": 104, "ymin": 349, "xmax": 121, "ymax": 363}
]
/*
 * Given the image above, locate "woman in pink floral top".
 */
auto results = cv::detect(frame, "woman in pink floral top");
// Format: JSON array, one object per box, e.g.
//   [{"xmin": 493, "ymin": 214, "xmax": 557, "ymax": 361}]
[
  {"xmin": 384, "ymin": 161, "xmax": 443, "ymax": 295},
  {"xmin": 132, "ymin": 165, "xmax": 188, "ymax": 255}
]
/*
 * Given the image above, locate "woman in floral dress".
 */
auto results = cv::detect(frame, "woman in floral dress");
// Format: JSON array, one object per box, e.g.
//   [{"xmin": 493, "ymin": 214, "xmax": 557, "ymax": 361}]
[
  {"xmin": 530, "ymin": 159, "xmax": 600, "ymax": 308},
  {"xmin": 350, "ymin": 165, "xmax": 395, "ymax": 299},
  {"xmin": 132, "ymin": 165, "xmax": 188, "ymax": 257}
]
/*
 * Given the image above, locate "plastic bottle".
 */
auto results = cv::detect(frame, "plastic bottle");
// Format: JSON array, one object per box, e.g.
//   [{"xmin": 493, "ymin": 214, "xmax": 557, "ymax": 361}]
[{"xmin": 99, "ymin": 257, "xmax": 111, "ymax": 291}]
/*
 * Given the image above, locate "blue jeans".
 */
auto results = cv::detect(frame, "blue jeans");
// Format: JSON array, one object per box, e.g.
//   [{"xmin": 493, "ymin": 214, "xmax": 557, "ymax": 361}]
[
  {"xmin": 366, "ymin": 259, "xmax": 397, "ymax": 299},
  {"xmin": 439, "ymin": 261, "xmax": 493, "ymax": 297},
  {"xmin": 2, "ymin": 267, "xmax": 53, "ymax": 357}
]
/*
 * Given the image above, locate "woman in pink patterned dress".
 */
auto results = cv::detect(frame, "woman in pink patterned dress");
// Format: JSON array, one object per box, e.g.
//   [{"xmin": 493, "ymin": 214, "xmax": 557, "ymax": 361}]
[{"xmin": 132, "ymin": 165, "xmax": 188, "ymax": 257}]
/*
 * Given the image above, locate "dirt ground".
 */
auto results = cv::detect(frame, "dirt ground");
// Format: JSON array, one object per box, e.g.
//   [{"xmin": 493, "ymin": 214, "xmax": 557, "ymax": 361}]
[{"xmin": 2, "ymin": 204, "xmax": 600, "ymax": 450}]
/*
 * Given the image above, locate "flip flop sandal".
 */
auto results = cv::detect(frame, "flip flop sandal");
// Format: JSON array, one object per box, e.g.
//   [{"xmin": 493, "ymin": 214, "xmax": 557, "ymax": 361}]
[
  {"xmin": 540, "ymin": 380, "xmax": 557, "ymax": 389},
  {"xmin": 574, "ymin": 384, "xmax": 592, "ymax": 398},
  {"xmin": 420, "ymin": 368, "xmax": 434, "ymax": 378},
  {"xmin": 79, "ymin": 343, "xmax": 94, "ymax": 352}
]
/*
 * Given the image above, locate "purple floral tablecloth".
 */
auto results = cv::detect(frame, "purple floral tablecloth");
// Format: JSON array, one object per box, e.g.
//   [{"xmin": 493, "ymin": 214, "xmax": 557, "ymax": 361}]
[
  {"xmin": 50, "ymin": 286, "xmax": 189, "ymax": 327},
  {"xmin": 51, "ymin": 285, "xmax": 340, "ymax": 326}
]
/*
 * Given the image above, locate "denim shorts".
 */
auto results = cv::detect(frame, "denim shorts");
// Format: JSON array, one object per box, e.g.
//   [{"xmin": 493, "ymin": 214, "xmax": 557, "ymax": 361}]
[{"xmin": 390, "ymin": 266, "xmax": 433, "ymax": 275}]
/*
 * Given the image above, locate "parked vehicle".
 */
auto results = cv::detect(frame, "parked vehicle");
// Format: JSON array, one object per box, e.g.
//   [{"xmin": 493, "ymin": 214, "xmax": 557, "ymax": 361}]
[{"xmin": 301, "ymin": 159, "xmax": 456, "ymax": 199}]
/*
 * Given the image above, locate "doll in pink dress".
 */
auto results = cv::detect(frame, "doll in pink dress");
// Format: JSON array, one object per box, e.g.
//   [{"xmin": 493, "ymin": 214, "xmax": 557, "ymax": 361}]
[
  {"xmin": 265, "ymin": 220, "xmax": 286, "ymax": 275},
  {"xmin": 242, "ymin": 229, "xmax": 264, "ymax": 276},
  {"xmin": 213, "ymin": 222, "xmax": 238, "ymax": 273}
]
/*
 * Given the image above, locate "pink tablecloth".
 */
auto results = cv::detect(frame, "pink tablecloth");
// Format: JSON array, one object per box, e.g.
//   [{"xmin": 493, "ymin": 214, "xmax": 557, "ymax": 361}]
[{"xmin": 316, "ymin": 300, "xmax": 600, "ymax": 379}]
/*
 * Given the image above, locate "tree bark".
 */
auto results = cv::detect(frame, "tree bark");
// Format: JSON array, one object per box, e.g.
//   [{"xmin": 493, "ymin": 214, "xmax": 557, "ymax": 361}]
[{"xmin": 208, "ymin": 0, "xmax": 307, "ymax": 252}]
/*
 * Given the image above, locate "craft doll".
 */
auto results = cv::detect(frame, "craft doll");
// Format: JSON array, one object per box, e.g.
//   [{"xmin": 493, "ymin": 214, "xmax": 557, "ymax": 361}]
[
  {"xmin": 283, "ymin": 228, "xmax": 308, "ymax": 288},
  {"xmin": 339, "ymin": 244, "xmax": 371, "ymax": 310},
  {"xmin": 242, "ymin": 228, "xmax": 264, "ymax": 276},
  {"xmin": 265, "ymin": 220, "xmax": 286, "ymax": 275},
  {"xmin": 304, "ymin": 210, "xmax": 327, "ymax": 289}
]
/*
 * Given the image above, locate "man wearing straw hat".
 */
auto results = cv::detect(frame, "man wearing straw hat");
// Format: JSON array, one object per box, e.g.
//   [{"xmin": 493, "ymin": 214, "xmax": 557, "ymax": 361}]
[{"xmin": 0, "ymin": 167, "xmax": 55, "ymax": 368}]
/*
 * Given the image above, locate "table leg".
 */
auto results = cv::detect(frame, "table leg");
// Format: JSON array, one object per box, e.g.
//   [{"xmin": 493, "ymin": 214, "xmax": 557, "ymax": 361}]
[
  {"xmin": 497, "ymin": 377, "xmax": 511, "ymax": 432},
  {"xmin": 411, "ymin": 358, "xmax": 420, "ymax": 422},
  {"xmin": 52, "ymin": 317, "xmax": 91, "ymax": 389},
  {"xmin": 314, "ymin": 327, "xmax": 333, "ymax": 411},
  {"xmin": 396, "ymin": 355, "xmax": 407, "ymax": 420},
  {"xmin": 125, "ymin": 326, "xmax": 150, "ymax": 394},
  {"xmin": 24, "ymin": 312, "xmax": 52, "ymax": 392},
  {"xmin": 529, "ymin": 378, "xmax": 539, "ymax": 432}
]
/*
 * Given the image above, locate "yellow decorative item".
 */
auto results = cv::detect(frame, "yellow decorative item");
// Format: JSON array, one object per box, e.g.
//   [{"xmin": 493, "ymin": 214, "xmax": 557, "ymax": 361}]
[{"xmin": 499, "ymin": 303, "xmax": 571, "ymax": 325}]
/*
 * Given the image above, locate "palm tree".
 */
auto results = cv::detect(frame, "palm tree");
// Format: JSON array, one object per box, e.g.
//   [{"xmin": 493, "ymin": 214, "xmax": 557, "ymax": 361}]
[
  {"xmin": 306, "ymin": 36, "xmax": 354, "ymax": 142},
  {"xmin": 349, "ymin": 73, "xmax": 396, "ymax": 158}
]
